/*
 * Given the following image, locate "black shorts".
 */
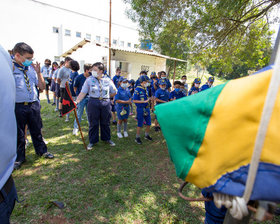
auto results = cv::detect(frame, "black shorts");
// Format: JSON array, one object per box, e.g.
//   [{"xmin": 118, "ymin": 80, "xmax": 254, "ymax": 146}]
[
  {"xmin": 44, "ymin": 78, "xmax": 52, "ymax": 91},
  {"xmin": 60, "ymin": 88, "xmax": 66, "ymax": 103},
  {"xmin": 55, "ymin": 83, "xmax": 61, "ymax": 98}
]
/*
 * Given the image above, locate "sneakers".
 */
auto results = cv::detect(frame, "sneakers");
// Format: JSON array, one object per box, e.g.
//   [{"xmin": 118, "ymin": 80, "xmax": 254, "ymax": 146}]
[
  {"xmin": 87, "ymin": 143, "xmax": 94, "ymax": 151},
  {"xmin": 13, "ymin": 160, "xmax": 25, "ymax": 170},
  {"xmin": 106, "ymin": 140, "xmax": 116, "ymax": 147},
  {"xmin": 73, "ymin": 128, "xmax": 79, "ymax": 136},
  {"xmin": 154, "ymin": 126, "xmax": 160, "ymax": 132},
  {"xmin": 135, "ymin": 137, "xmax": 142, "ymax": 145},
  {"xmin": 51, "ymin": 103, "xmax": 56, "ymax": 106},
  {"xmin": 42, "ymin": 152, "xmax": 54, "ymax": 159},
  {"xmin": 117, "ymin": 132, "xmax": 123, "ymax": 138},
  {"xmin": 123, "ymin": 131, "xmax": 128, "ymax": 138},
  {"xmin": 145, "ymin": 135, "xmax": 153, "ymax": 141}
]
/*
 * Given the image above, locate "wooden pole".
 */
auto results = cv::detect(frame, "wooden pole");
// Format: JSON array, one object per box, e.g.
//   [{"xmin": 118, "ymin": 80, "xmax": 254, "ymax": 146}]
[
  {"xmin": 109, "ymin": 0, "xmax": 112, "ymax": 77},
  {"xmin": 73, "ymin": 108, "xmax": 88, "ymax": 151},
  {"xmin": 173, "ymin": 61, "xmax": 177, "ymax": 89},
  {"xmin": 65, "ymin": 83, "xmax": 88, "ymax": 151}
]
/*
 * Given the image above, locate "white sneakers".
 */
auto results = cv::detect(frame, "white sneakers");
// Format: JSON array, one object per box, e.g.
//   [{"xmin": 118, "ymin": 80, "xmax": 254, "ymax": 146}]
[
  {"xmin": 117, "ymin": 132, "xmax": 123, "ymax": 138},
  {"xmin": 73, "ymin": 128, "xmax": 78, "ymax": 136},
  {"xmin": 117, "ymin": 132, "xmax": 128, "ymax": 138}
]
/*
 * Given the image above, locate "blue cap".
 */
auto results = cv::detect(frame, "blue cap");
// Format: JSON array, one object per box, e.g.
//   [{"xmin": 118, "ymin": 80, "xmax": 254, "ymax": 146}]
[
  {"xmin": 158, "ymin": 79, "xmax": 167, "ymax": 85},
  {"xmin": 208, "ymin": 77, "xmax": 215, "ymax": 82},
  {"xmin": 194, "ymin": 78, "xmax": 201, "ymax": 84},
  {"xmin": 119, "ymin": 77, "xmax": 128, "ymax": 82},
  {"xmin": 151, "ymin": 71, "xmax": 156, "ymax": 76},
  {"xmin": 139, "ymin": 75, "xmax": 149, "ymax": 83}
]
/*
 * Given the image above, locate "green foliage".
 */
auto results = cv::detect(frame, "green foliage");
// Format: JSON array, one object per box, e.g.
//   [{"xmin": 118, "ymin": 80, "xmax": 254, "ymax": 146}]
[{"xmin": 125, "ymin": 0, "xmax": 278, "ymax": 79}]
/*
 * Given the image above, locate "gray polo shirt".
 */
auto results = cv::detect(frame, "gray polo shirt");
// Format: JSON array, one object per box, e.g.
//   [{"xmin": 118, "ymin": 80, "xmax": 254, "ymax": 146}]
[{"xmin": 58, "ymin": 66, "xmax": 71, "ymax": 88}]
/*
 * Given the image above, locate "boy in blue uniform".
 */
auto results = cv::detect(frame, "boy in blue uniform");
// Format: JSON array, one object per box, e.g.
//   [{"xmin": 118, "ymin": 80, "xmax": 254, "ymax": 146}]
[
  {"xmin": 201, "ymin": 77, "xmax": 215, "ymax": 91},
  {"xmin": 115, "ymin": 77, "xmax": 132, "ymax": 138},
  {"xmin": 154, "ymin": 79, "xmax": 169, "ymax": 132},
  {"xmin": 170, "ymin": 81, "xmax": 186, "ymax": 101},
  {"xmin": 134, "ymin": 71, "xmax": 148, "ymax": 88},
  {"xmin": 188, "ymin": 78, "xmax": 201, "ymax": 96},
  {"xmin": 181, "ymin": 75, "xmax": 188, "ymax": 95},
  {"xmin": 133, "ymin": 75, "xmax": 153, "ymax": 144}
]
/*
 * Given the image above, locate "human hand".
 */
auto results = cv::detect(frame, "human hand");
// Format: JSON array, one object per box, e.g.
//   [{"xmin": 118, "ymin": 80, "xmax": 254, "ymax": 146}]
[{"xmin": 32, "ymin": 62, "xmax": 41, "ymax": 75}]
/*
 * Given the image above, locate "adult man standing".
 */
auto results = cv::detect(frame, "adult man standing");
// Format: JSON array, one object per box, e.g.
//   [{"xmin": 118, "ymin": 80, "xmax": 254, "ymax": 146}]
[
  {"xmin": 0, "ymin": 45, "xmax": 18, "ymax": 223},
  {"xmin": 12, "ymin": 42, "xmax": 54, "ymax": 170}
]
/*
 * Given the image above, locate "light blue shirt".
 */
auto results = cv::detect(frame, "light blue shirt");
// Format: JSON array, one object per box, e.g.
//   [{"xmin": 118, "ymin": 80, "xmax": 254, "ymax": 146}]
[
  {"xmin": 13, "ymin": 65, "xmax": 39, "ymax": 103},
  {"xmin": 81, "ymin": 75, "xmax": 117, "ymax": 98},
  {"xmin": 0, "ymin": 45, "xmax": 17, "ymax": 189},
  {"xmin": 41, "ymin": 65, "xmax": 51, "ymax": 78}
]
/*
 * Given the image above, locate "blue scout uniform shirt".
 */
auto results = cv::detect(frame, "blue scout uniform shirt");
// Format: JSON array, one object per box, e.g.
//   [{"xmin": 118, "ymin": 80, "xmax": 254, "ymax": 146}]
[
  {"xmin": 0, "ymin": 45, "xmax": 17, "ymax": 189},
  {"xmin": 188, "ymin": 86, "xmax": 200, "ymax": 96},
  {"xmin": 112, "ymin": 75, "xmax": 122, "ymax": 88},
  {"xmin": 155, "ymin": 78, "xmax": 172, "ymax": 90},
  {"xmin": 151, "ymin": 78, "xmax": 158, "ymax": 96},
  {"xmin": 134, "ymin": 77, "xmax": 141, "ymax": 88},
  {"xmin": 41, "ymin": 65, "xmax": 51, "ymax": 78},
  {"xmin": 74, "ymin": 73, "xmax": 88, "ymax": 96},
  {"xmin": 133, "ymin": 86, "xmax": 149, "ymax": 108},
  {"xmin": 200, "ymin": 83, "xmax": 212, "ymax": 91},
  {"xmin": 169, "ymin": 90, "xmax": 185, "ymax": 100},
  {"xmin": 69, "ymin": 71, "xmax": 79, "ymax": 97},
  {"xmin": 115, "ymin": 87, "xmax": 131, "ymax": 108},
  {"xmin": 81, "ymin": 75, "xmax": 117, "ymax": 98},
  {"xmin": 155, "ymin": 88, "xmax": 169, "ymax": 104},
  {"xmin": 13, "ymin": 63, "xmax": 39, "ymax": 103}
]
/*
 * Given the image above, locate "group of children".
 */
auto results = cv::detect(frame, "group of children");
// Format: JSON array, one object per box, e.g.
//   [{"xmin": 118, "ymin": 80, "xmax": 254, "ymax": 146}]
[{"xmin": 112, "ymin": 70, "xmax": 215, "ymax": 144}]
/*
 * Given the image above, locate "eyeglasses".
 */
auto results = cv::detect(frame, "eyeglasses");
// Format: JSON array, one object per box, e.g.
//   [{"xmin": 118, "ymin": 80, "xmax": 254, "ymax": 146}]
[{"xmin": 20, "ymin": 54, "xmax": 35, "ymax": 61}]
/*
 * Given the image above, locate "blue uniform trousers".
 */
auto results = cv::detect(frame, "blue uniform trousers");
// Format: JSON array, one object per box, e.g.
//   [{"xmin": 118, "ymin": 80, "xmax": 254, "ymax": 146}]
[
  {"xmin": 88, "ymin": 98, "xmax": 111, "ymax": 144},
  {"xmin": 15, "ymin": 101, "xmax": 47, "ymax": 162},
  {"xmin": 0, "ymin": 177, "xmax": 17, "ymax": 224}
]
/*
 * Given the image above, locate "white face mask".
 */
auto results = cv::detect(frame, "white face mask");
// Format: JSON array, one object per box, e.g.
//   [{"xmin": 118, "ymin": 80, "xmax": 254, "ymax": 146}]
[
  {"xmin": 161, "ymin": 76, "xmax": 166, "ymax": 79},
  {"xmin": 121, "ymin": 83, "xmax": 128, "ymax": 88},
  {"xmin": 182, "ymin": 79, "xmax": 186, "ymax": 84},
  {"xmin": 160, "ymin": 87, "xmax": 165, "ymax": 90},
  {"xmin": 195, "ymin": 83, "xmax": 200, "ymax": 88},
  {"xmin": 92, "ymin": 71, "xmax": 99, "ymax": 78},
  {"xmin": 144, "ymin": 83, "xmax": 150, "ymax": 88}
]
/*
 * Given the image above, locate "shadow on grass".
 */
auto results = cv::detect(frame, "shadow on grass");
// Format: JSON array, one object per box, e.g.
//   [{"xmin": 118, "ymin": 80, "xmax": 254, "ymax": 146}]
[{"xmin": 12, "ymin": 99, "xmax": 207, "ymax": 224}]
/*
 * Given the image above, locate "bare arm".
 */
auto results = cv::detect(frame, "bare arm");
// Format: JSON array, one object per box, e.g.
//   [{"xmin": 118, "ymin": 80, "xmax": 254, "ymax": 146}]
[
  {"xmin": 32, "ymin": 62, "xmax": 45, "ymax": 91},
  {"xmin": 76, "ymin": 92, "xmax": 87, "ymax": 104}
]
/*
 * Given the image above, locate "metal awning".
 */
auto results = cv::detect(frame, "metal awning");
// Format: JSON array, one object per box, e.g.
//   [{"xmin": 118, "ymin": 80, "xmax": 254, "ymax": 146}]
[{"xmin": 59, "ymin": 38, "xmax": 187, "ymax": 63}]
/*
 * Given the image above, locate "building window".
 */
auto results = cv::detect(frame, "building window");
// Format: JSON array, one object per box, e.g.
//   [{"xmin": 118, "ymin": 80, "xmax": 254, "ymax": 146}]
[
  {"xmin": 127, "ymin": 42, "xmax": 131, "ymax": 48},
  {"xmin": 53, "ymin": 27, "xmax": 59, "ymax": 33},
  {"xmin": 65, "ymin": 29, "xmax": 71, "ymax": 36},
  {"xmin": 105, "ymin": 37, "xmax": 109, "ymax": 44},
  {"xmin": 120, "ymin": 41, "xmax": 125, "ymax": 47},
  {"xmin": 86, "ymin": 33, "xmax": 91, "ymax": 40},
  {"xmin": 76, "ymin": 32, "xmax": 81, "ymax": 38},
  {"xmin": 96, "ymin": 36, "xmax": 101, "ymax": 43},
  {"xmin": 113, "ymin": 39, "xmax": 117, "ymax": 45}
]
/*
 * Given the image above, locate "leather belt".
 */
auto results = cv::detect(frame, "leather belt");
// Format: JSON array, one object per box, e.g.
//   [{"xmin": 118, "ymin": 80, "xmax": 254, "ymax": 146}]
[
  {"xmin": 90, "ymin": 97, "xmax": 109, "ymax": 100},
  {"xmin": 16, "ymin": 102, "xmax": 35, "ymax": 106},
  {"xmin": 0, "ymin": 176, "xmax": 14, "ymax": 203}
]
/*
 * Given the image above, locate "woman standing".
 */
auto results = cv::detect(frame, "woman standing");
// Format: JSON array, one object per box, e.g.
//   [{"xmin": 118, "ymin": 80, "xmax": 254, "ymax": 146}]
[{"xmin": 76, "ymin": 62, "xmax": 117, "ymax": 150}]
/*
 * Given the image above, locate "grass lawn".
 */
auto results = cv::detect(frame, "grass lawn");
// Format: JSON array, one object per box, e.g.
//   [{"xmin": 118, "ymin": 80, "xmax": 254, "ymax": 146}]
[{"xmin": 11, "ymin": 99, "xmax": 280, "ymax": 224}]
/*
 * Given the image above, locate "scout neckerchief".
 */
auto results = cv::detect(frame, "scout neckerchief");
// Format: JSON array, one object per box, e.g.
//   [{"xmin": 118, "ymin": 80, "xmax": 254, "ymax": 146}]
[
  {"xmin": 13, "ymin": 60, "xmax": 31, "ymax": 93},
  {"xmin": 97, "ymin": 76, "xmax": 103, "ymax": 99}
]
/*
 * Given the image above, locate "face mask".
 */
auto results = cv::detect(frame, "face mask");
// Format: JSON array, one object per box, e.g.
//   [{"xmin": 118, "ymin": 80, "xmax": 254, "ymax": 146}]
[
  {"xmin": 161, "ymin": 76, "xmax": 166, "ymax": 79},
  {"xmin": 175, "ymin": 88, "xmax": 180, "ymax": 92},
  {"xmin": 121, "ymin": 83, "xmax": 128, "ymax": 88},
  {"xmin": 92, "ymin": 71, "xmax": 99, "ymax": 78},
  {"xmin": 144, "ymin": 83, "xmax": 150, "ymax": 88},
  {"xmin": 160, "ymin": 87, "xmax": 165, "ymax": 90},
  {"xmin": 182, "ymin": 80, "xmax": 186, "ymax": 84},
  {"xmin": 208, "ymin": 82, "xmax": 213, "ymax": 87},
  {"xmin": 195, "ymin": 84, "xmax": 200, "ymax": 88},
  {"xmin": 22, "ymin": 59, "xmax": 32, "ymax": 67}
]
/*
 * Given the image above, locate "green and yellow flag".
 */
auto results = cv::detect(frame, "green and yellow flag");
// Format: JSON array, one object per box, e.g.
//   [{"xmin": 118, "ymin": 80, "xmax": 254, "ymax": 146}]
[{"xmin": 155, "ymin": 66, "xmax": 280, "ymax": 202}]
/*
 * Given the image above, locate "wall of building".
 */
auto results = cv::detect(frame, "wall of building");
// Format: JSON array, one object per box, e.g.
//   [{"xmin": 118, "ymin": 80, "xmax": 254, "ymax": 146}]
[{"xmin": 0, "ymin": 0, "xmax": 139, "ymax": 64}]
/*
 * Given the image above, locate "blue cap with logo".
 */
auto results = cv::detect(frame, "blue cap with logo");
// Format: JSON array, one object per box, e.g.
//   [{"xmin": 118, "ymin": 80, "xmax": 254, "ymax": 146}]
[
  {"xmin": 194, "ymin": 78, "xmax": 201, "ymax": 84},
  {"xmin": 139, "ymin": 75, "xmax": 150, "ymax": 83},
  {"xmin": 119, "ymin": 77, "xmax": 128, "ymax": 82},
  {"xmin": 208, "ymin": 77, "xmax": 215, "ymax": 82},
  {"xmin": 159, "ymin": 79, "xmax": 167, "ymax": 85}
]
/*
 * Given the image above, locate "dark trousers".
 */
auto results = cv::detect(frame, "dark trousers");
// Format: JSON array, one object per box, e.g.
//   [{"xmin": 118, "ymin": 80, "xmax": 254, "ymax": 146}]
[
  {"xmin": 0, "ymin": 177, "xmax": 17, "ymax": 224},
  {"xmin": 15, "ymin": 101, "xmax": 47, "ymax": 162},
  {"xmin": 88, "ymin": 98, "xmax": 111, "ymax": 144}
]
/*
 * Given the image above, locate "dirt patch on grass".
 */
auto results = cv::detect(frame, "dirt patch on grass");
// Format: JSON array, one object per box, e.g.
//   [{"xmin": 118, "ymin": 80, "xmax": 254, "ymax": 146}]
[{"xmin": 37, "ymin": 213, "xmax": 72, "ymax": 224}]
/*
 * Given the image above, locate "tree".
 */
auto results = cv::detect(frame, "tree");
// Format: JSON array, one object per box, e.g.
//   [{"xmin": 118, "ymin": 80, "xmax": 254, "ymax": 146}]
[{"xmin": 124, "ymin": 0, "xmax": 279, "ymax": 79}]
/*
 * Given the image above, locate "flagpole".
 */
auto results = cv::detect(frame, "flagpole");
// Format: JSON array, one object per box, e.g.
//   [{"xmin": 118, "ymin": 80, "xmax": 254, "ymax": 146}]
[
  {"xmin": 65, "ymin": 82, "xmax": 88, "ymax": 151},
  {"xmin": 109, "ymin": 0, "xmax": 112, "ymax": 77}
]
